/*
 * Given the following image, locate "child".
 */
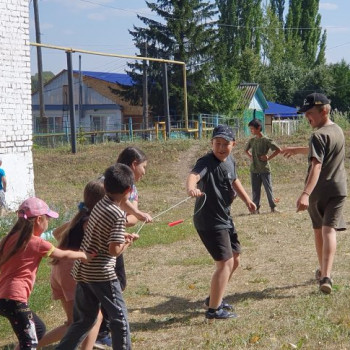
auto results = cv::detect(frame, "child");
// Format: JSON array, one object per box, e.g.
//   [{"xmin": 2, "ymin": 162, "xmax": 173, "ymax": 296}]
[
  {"xmin": 96, "ymin": 146, "xmax": 148, "ymax": 348},
  {"xmin": 115, "ymin": 146, "xmax": 148, "ymax": 290},
  {"xmin": 56, "ymin": 164, "xmax": 139, "ymax": 350},
  {"xmin": 244, "ymin": 118, "xmax": 281, "ymax": 214},
  {"xmin": 37, "ymin": 180, "xmax": 105, "ymax": 349},
  {"xmin": 186, "ymin": 125, "xmax": 256, "ymax": 319},
  {"xmin": 0, "ymin": 197, "xmax": 89, "ymax": 349},
  {"xmin": 0, "ymin": 157, "xmax": 7, "ymax": 216},
  {"xmin": 282, "ymin": 93, "xmax": 347, "ymax": 294}
]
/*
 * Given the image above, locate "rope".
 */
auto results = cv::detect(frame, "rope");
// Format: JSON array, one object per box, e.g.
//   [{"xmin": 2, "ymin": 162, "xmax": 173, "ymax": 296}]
[{"xmin": 135, "ymin": 193, "xmax": 207, "ymax": 235}]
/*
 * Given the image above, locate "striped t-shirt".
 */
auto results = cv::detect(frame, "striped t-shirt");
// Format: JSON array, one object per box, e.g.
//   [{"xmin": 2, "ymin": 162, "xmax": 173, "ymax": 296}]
[{"xmin": 72, "ymin": 195, "xmax": 126, "ymax": 282}]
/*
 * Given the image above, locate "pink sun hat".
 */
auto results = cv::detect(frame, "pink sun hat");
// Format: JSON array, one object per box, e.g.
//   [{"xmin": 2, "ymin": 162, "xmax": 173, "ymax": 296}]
[{"xmin": 17, "ymin": 197, "xmax": 59, "ymax": 219}]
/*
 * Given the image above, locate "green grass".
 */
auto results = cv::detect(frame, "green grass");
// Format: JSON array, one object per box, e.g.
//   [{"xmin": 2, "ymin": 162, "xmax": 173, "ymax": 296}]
[{"xmin": 2, "ymin": 130, "xmax": 350, "ymax": 349}]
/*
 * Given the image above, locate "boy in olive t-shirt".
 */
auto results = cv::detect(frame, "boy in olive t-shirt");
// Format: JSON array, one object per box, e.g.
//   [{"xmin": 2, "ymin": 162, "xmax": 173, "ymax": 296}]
[
  {"xmin": 245, "ymin": 119, "xmax": 281, "ymax": 213},
  {"xmin": 282, "ymin": 93, "xmax": 347, "ymax": 294}
]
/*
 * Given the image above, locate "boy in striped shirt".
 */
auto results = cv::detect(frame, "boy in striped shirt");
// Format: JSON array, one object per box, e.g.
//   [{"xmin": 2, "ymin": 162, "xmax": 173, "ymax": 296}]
[{"xmin": 56, "ymin": 163, "xmax": 138, "ymax": 350}]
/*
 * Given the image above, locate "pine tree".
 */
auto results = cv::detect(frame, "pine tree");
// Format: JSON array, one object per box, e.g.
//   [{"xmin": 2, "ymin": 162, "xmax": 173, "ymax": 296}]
[{"xmin": 118, "ymin": 0, "xmax": 216, "ymax": 118}]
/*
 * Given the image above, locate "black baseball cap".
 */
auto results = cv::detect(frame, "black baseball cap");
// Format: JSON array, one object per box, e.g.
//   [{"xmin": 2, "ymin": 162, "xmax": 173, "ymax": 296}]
[
  {"xmin": 212, "ymin": 125, "xmax": 235, "ymax": 141},
  {"xmin": 298, "ymin": 93, "xmax": 330, "ymax": 113}
]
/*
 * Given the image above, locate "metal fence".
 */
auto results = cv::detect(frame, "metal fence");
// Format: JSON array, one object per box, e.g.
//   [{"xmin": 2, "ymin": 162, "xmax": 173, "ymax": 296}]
[{"xmin": 33, "ymin": 114, "xmax": 242, "ymax": 147}]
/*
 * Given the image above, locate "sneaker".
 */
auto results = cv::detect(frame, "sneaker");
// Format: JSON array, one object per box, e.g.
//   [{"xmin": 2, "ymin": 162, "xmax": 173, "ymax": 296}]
[
  {"xmin": 271, "ymin": 208, "xmax": 281, "ymax": 213},
  {"xmin": 319, "ymin": 277, "xmax": 333, "ymax": 294},
  {"xmin": 204, "ymin": 297, "xmax": 233, "ymax": 311},
  {"xmin": 315, "ymin": 268, "xmax": 321, "ymax": 282},
  {"xmin": 205, "ymin": 308, "xmax": 238, "ymax": 320},
  {"xmin": 251, "ymin": 209, "xmax": 260, "ymax": 215},
  {"xmin": 94, "ymin": 334, "xmax": 112, "ymax": 348}
]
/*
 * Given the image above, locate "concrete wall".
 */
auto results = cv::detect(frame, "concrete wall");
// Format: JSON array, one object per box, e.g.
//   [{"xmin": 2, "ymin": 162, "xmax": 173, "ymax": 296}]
[{"xmin": 0, "ymin": 0, "xmax": 35, "ymax": 209}]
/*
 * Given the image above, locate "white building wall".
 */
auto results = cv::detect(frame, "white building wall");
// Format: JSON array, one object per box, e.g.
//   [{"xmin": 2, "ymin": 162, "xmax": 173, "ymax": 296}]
[
  {"xmin": 248, "ymin": 96, "xmax": 263, "ymax": 111},
  {"xmin": 0, "ymin": 0, "xmax": 35, "ymax": 209}
]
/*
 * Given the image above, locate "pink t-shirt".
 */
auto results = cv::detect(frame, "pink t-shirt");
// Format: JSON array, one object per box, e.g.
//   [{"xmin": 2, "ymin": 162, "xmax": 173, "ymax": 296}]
[{"xmin": 0, "ymin": 233, "xmax": 54, "ymax": 303}]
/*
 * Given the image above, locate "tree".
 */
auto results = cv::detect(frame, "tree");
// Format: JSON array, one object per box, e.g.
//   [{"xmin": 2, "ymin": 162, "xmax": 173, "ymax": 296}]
[
  {"xmin": 293, "ymin": 64, "xmax": 335, "ymax": 107},
  {"xmin": 200, "ymin": 69, "xmax": 241, "ymax": 115},
  {"xmin": 328, "ymin": 60, "xmax": 350, "ymax": 112},
  {"xmin": 284, "ymin": 0, "xmax": 326, "ymax": 67},
  {"xmin": 260, "ymin": 5, "xmax": 285, "ymax": 65},
  {"xmin": 118, "ymin": 0, "xmax": 217, "ymax": 118},
  {"xmin": 258, "ymin": 62, "xmax": 305, "ymax": 105},
  {"xmin": 31, "ymin": 71, "xmax": 54, "ymax": 93},
  {"xmin": 215, "ymin": 0, "xmax": 263, "ymax": 69},
  {"xmin": 270, "ymin": 0, "xmax": 285, "ymax": 22}
]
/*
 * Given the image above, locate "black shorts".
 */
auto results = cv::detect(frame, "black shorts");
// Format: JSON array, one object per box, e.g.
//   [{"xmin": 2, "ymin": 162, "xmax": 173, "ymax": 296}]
[{"xmin": 197, "ymin": 226, "xmax": 241, "ymax": 261}]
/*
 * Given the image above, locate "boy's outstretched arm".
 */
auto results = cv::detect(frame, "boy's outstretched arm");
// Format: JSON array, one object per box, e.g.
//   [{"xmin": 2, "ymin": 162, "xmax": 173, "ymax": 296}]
[
  {"xmin": 232, "ymin": 178, "xmax": 256, "ymax": 213},
  {"xmin": 281, "ymin": 147, "xmax": 308, "ymax": 158},
  {"xmin": 186, "ymin": 172, "xmax": 202, "ymax": 197}
]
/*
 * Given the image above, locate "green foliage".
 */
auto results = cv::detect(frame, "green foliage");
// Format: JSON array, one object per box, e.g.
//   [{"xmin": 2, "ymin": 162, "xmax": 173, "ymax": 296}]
[
  {"xmin": 258, "ymin": 62, "xmax": 305, "ymax": 105},
  {"xmin": 200, "ymin": 69, "xmax": 241, "ymax": 115},
  {"xmin": 77, "ymin": 127, "xmax": 87, "ymax": 145},
  {"xmin": 120, "ymin": 0, "xmax": 217, "ymax": 117},
  {"xmin": 331, "ymin": 110, "xmax": 350, "ymax": 129},
  {"xmin": 284, "ymin": 0, "xmax": 325, "ymax": 67},
  {"xmin": 328, "ymin": 60, "xmax": 350, "ymax": 112},
  {"xmin": 31, "ymin": 71, "xmax": 55, "ymax": 93},
  {"xmin": 115, "ymin": 0, "xmax": 348, "ymax": 116}
]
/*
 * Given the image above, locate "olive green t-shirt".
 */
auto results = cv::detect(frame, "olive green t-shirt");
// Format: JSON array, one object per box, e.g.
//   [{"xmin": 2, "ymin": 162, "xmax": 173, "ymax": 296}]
[
  {"xmin": 308, "ymin": 123, "xmax": 347, "ymax": 197},
  {"xmin": 245, "ymin": 135, "xmax": 280, "ymax": 173}
]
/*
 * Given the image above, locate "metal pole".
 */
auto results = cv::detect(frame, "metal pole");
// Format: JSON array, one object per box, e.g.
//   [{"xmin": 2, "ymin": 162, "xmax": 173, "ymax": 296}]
[
  {"xmin": 66, "ymin": 51, "xmax": 77, "ymax": 154},
  {"xmin": 79, "ymin": 55, "xmax": 83, "ymax": 122},
  {"xmin": 142, "ymin": 42, "xmax": 149, "ymax": 136},
  {"xmin": 182, "ymin": 65, "xmax": 188, "ymax": 130},
  {"xmin": 33, "ymin": 0, "xmax": 46, "ymax": 132},
  {"xmin": 162, "ymin": 63, "xmax": 170, "ymax": 138}
]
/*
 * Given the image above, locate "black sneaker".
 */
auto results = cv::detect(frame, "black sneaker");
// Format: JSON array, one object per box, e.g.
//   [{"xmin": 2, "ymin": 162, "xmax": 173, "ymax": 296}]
[
  {"xmin": 319, "ymin": 277, "xmax": 332, "ymax": 294},
  {"xmin": 205, "ymin": 308, "xmax": 238, "ymax": 320},
  {"xmin": 204, "ymin": 297, "xmax": 233, "ymax": 311}
]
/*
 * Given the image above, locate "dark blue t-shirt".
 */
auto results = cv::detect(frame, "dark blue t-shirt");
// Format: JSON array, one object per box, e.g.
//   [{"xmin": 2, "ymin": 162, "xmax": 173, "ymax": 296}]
[{"xmin": 192, "ymin": 152, "xmax": 237, "ymax": 231}]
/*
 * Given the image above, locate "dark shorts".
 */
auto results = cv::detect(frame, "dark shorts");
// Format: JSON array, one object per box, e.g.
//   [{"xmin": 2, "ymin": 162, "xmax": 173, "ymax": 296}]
[
  {"xmin": 308, "ymin": 195, "xmax": 347, "ymax": 230},
  {"xmin": 197, "ymin": 226, "xmax": 241, "ymax": 261}
]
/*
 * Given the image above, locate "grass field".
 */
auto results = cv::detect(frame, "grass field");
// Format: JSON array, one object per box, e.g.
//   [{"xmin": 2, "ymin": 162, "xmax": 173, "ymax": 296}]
[{"xmin": 1, "ymin": 130, "xmax": 350, "ymax": 350}]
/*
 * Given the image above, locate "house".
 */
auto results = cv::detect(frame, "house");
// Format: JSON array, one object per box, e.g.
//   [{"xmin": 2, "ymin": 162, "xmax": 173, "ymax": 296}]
[
  {"xmin": 236, "ymin": 83, "xmax": 269, "ymax": 136},
  {"xmin": 265, "ymin": 101, "xmax": 300, "ymax": 135},
  {"xmin": 32, "ymin": 70, "xmax": 143, "ymax": 135},
  {"xmin": 235, "ymin": 83, "xmax": 301, "ymax": 136}
]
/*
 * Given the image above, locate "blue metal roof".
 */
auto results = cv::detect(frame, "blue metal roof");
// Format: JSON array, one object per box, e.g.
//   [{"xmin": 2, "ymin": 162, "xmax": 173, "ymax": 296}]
[
  {"xmin": 73, "ymin": 71, "xmax": 134, "ymax": 86},
  {"xmin": 265, "ymin": 101, "xmax": 298, "ymax": 118}
]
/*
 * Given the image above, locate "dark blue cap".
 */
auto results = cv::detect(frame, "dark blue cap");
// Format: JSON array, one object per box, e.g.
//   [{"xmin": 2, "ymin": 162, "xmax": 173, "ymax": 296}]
[{"xmin": 212, "ymin": 125, "xmax": 235, "ymax": 141}]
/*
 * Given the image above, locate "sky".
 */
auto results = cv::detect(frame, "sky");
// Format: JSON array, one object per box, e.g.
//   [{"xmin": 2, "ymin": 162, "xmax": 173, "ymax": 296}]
[{"xmin": 29, "ymin": 0, "xmax": 350, "ymax": 76}]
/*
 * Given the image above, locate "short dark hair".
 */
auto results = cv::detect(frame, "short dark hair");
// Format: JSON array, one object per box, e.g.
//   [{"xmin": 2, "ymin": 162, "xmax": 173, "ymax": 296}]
[
  {"xmin": 104, "ymin": 164, "xmax": 134, "ymax": 194},
  {"xmin": 248, "ymin": 119, "xmax": 262, "ymax": 129}
]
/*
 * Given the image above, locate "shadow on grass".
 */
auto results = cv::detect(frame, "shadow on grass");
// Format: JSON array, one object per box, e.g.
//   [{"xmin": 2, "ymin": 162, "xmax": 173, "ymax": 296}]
[
  {"xmin": 1, "ymin": 282, "xmax": 315, "ymax": 343},
  {"xmin": 129, "ymin": 280, "xmax": 314, "ymax": 332}
]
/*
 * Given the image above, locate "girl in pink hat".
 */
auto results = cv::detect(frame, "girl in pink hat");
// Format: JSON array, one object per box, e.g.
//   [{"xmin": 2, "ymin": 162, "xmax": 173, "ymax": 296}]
[{"xmin": 0, "ymin": 197, "xmax": 90, "ymax": 349}]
